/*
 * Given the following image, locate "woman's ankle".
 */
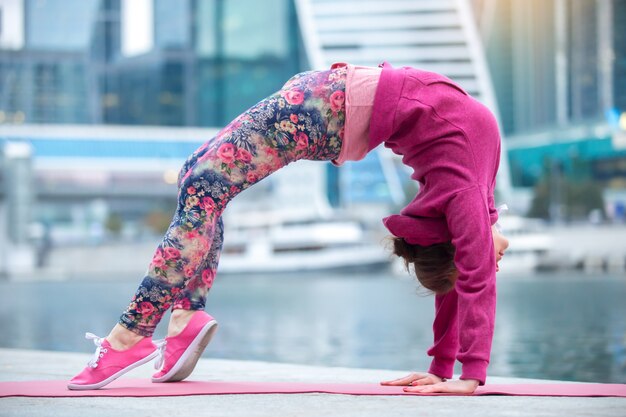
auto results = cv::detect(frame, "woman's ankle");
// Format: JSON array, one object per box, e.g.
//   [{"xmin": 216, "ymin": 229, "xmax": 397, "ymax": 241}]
[
  {"xmin": 168, "ymin": 309, "xmax": 196, "ymax": 337},
  {"xmin": 106, "ymin": 324, "xmax": 145, "ymax": 350}
]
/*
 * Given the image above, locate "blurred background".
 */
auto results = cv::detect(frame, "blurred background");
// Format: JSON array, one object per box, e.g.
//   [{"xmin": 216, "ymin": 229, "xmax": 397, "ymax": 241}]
[{"xmin": 0, "ymin": 0, "xmax": 625, "ymax": 383}]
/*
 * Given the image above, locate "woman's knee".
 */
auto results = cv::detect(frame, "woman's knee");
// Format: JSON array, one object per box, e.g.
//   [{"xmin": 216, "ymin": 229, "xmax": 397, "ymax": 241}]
[
  {"xmin": 178, "ymin": 167, "xmax": 195, "ymax": 191},
  {"xmin": 281, "ymin": 70, "xmax": 320, "ymax": 91},
  {"xmin": 177, "ymin": 165, "xmax": 189, "ymax": 188}
]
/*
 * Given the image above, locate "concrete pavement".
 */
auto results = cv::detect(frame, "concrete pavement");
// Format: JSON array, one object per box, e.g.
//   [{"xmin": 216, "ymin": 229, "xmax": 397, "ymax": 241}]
[{"xmin": 0, "ymin": 348, "xmax": 624, "ymax": 417}]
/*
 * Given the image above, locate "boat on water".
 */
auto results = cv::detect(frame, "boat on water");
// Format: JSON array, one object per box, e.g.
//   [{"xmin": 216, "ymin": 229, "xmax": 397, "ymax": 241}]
[
  {"xmin": 219, "ymin": 211, "xmax": 390, "ymax": 274},
  {"xmin": 217, "ymin": 160, "xmax": 391, "ymax": 274}
]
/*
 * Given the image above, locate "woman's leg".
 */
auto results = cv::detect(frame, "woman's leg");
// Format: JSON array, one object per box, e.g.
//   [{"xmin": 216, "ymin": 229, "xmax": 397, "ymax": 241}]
[
  {"xmin": 165, "ymin": 216, "xmax": 223, "ymax": 336},
  {"xmin": 114, "ymin": 66, "xmax": 347, "ymax": 340}
]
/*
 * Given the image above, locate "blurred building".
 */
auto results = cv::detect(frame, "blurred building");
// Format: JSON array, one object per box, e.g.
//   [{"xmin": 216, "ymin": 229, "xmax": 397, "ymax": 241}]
[
  {"xmin": 477, "ymin": 0, "xmax": 625, "ymax": 134},
  {"xmin": 0, "ymin": 0, "xmax": 304, "ymax": 126},
  {"xmin": 477, "ymin": 0, "xmax": 626, "ymax": 207}
]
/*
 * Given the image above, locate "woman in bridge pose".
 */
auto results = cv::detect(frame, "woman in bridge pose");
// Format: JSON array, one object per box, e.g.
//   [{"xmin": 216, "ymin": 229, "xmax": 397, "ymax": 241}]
[{"xmin": 68, "ymin": 62, "xmax": 509, "ymax": 394}]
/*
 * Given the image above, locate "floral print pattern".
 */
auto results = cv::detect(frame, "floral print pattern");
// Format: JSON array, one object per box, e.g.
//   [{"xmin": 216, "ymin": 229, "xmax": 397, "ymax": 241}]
[{"xmin": 119, "ymin": 67, "xmax": 347, "ymax": 336}]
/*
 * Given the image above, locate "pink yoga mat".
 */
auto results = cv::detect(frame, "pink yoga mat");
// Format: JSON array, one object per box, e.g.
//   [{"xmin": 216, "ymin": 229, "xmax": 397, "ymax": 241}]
[{"xmin": 1, "ymin": 379, "xmax": 626, "ymax": 398}]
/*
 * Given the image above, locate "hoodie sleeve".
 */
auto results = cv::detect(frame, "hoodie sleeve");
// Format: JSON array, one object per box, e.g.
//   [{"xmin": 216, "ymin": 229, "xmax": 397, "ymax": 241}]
[
  {"xmin": 487, "ymin": 175, "xmax": 499, "ymax": 225},
  {"xmin": 427, "ymin": 289, "xmax": 459, "ymax": 379},
  {"xmin": 441, "ymin": 185, "xmax": 497, "ymax": 385}
]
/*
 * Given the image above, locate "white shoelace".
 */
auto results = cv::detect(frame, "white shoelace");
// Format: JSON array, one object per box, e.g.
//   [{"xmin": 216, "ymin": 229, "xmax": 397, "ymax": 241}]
[
  {"xmin": 85, "ymin": 332, "xmax": 108, "ymax": 368},
  {"xmin": 153, "ymin": 339, "xmax": 167, "ymax": 370}
]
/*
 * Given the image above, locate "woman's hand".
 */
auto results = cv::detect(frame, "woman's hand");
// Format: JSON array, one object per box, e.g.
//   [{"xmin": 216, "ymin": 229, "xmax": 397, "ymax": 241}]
[{"xmin": 380, "ymin": 372, "xmax": 479, "ymax": 394}]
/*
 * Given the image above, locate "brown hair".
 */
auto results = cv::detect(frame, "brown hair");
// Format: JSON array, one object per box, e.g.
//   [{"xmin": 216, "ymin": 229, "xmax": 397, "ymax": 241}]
[{"xmin": 391, "ymin": 237, "xmax": 457, "ymax": 295}]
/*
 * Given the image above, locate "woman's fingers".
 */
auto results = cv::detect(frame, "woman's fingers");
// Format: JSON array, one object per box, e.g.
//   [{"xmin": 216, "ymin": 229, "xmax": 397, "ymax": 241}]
[
  {"xmin": 409, "ymin": 375, "xmax": 436, "ymax": 386},
  {"xmin": 404, "ymin": 383, "xmax": 444, "ymax": 393},
  {"xmin": 403, "ymin": 379, "xmax": 479, "ymax": 394},
  {"xmin": 380, "ymin": 372, "xmax": 447, "ymax": 387},
  {"xmin": 380, "ymin": 372, "xmax": 423, "ymax": 386}
]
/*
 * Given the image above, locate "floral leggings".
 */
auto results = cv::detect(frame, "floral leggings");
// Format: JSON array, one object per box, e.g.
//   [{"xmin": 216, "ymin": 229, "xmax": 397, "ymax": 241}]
[{"xmin": 119, "ymin": 66, "xmax": 347, "ymax": 336}]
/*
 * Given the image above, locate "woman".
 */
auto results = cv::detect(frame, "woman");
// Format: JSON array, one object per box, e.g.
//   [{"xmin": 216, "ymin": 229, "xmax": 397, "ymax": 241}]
[{"xmin": 68, "ymin": 62, "xmax": 509, "ymax": 394}]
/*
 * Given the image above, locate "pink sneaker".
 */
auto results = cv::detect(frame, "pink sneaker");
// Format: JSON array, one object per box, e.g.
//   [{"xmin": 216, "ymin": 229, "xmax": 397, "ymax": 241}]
[
  {"xmin": 152, "ymin": 311, "xmax": 218, "ymax": 383},
  {"xmin": 67, "ymin": 332, "xmax": 160, "ymax": 390}
]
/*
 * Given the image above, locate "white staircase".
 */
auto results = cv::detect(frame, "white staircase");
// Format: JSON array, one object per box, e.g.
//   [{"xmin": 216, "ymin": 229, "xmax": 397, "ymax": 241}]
[
  {"xmin": 295, "ymin": 0, "xmax": 513, "ymax": 202},
  {"xmin": 300, "ymin": 0, "xmax": 492, "ymax": 106}
]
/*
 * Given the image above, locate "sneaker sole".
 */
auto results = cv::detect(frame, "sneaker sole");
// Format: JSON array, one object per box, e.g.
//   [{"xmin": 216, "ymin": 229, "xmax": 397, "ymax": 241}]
[
  {"xmin": 67, "ymin": 349, "xmax": 160, "ymax": 390},
  {"xmin": 152, "ymin": 319, "xmax": 218, "ymax": 383}
]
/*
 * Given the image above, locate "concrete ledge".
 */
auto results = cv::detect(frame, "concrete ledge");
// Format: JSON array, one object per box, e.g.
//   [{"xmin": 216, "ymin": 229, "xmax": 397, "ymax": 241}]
[{"xmin": 1, "ymin": 348, "xmax": 625, "ymax": 417}]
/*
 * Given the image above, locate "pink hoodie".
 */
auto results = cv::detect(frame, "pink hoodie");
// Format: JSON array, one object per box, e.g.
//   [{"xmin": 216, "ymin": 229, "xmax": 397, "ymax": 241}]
[{"xmin": 370, "ymin": 62, "xmax": 501, "ymax": 385}]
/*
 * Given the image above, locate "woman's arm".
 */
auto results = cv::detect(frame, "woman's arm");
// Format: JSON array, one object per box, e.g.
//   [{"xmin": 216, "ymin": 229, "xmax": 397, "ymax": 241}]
[
  {"xmin": 426, "ymin": 289, "xmax": 459, "ymax": 379},
  {"xmin": 442, "ymin": 185, "xmax": 497, "ymax": 385}
]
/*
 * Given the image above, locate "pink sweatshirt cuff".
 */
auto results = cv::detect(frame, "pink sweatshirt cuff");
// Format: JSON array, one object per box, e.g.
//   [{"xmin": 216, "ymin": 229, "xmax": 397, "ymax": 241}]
[
  {"xmin": 460, "ymin": 360, "xmax": 489, "ymax": 386},
  {"xmin": 428, "ymin": 357, "xmax": 455, "ymax": 380}
]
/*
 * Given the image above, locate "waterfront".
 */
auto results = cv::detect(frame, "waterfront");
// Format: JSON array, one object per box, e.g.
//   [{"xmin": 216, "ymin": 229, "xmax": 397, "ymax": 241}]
[{"xmin": 0, "ymin": 271, "xmax": 624, "ymax": 384}]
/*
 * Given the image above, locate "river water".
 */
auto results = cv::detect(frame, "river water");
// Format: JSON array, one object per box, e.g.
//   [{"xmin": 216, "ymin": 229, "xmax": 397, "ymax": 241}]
[{"xmin": 1, "ymin": 271, "xmax": 625, "ymax": 383}]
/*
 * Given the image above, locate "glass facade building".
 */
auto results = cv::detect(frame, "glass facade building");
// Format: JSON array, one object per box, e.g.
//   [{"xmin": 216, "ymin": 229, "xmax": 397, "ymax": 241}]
[
  {"xmin": 0, "ymin": 0, "xmax": 305, "ymax": 127},
  {"xmin": 483, "ymin": 0, "xmax": 625, "ymax": 136},
  {"xmin": 0, "ymin": 0, "xmax": 99, "ymax": 124},
  {"xmin": 480, "ymin": 0, "xmax": 626, "ymax": 193}
]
